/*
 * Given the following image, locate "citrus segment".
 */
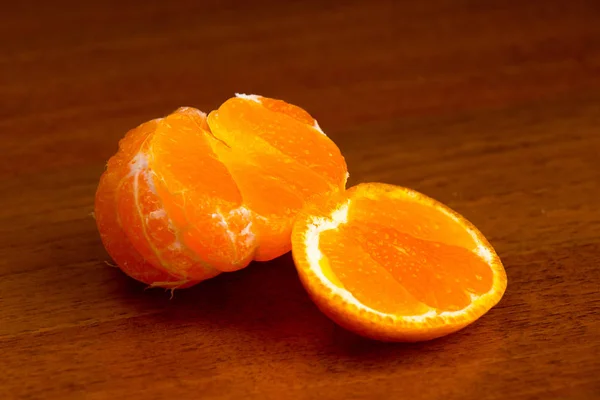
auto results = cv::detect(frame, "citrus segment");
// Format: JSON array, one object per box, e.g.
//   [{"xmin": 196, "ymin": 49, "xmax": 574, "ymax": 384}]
[
  {"xmin": 150, "ymin": 108, "xmax": 243, "ymax": 205},
  {"xmin": 147, "ymin": 109, "xmax": 257, "ymax": 272},
  {"xmin": 348, "ymin": 195, "xmax": 477, "ymax": 250},
  {"xmin": 208, "ymin": 94, "xmax": 347, "ymax": 186},
  {"xmin": 319, "ymin": 228, "xmax": 431, "ymax": 316},
  {"xmin": 115, "ymin": 154, "xmax": 219, "ymax": 281},
  {"xmin": 95, "ymin": 120, "xmax": 200, "ymax": 288},
  {"xmin": 291, "ymin": 183, "xmax": 507, "ymax": 342},
  {"xmin": 257, "ymin": 96, "xmax": 316, "ymax": 126}
]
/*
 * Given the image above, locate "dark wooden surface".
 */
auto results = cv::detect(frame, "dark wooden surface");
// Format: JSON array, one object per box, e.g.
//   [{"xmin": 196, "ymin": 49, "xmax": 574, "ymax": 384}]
[{"xmin": 1, "ymin": 1, "xmax": 600, "ymax": 399}]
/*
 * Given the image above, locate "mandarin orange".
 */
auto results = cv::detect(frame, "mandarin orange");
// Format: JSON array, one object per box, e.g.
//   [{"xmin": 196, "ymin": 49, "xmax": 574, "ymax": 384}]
[
  {"xmin": 291, "ymin": 183, "xmax": 507, "ymax": 342},
  {"xmin": 95, "ymin": 94, "xmax": 347, "ymax": 288}
]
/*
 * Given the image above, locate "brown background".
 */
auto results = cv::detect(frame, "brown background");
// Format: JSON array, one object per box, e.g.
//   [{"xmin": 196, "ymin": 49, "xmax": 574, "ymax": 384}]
[{"xmin": 1, "ymin": 1, "xmax": 599, "ymax": 399}]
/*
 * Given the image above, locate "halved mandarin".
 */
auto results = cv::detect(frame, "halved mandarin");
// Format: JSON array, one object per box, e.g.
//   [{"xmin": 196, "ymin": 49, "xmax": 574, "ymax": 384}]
[
  {"xmin": 291, "ymin": 183, "xmax": 507, "ymax": 342},
  {"xmin": 95, "ymin": 94, "xmax": 347, "ymax": 288}
]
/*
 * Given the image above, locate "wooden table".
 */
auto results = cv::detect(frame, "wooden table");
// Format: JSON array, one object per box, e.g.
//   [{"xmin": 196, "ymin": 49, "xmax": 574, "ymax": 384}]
[{"xmin": 2, "ymin": 1, "xmax": 599, "ymax": 399}]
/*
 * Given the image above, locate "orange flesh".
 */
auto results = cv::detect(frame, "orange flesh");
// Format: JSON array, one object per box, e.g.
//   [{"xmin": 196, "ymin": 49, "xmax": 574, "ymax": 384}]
[
  {"xmin": 207, "ymin": 97, "xmax": 347, "ymax": 185},
  {"xmin": 259, "ymin": 97, "xmax": 316, "ymax": 126},
  {"xmin": 148, "ymin": 97, "xmax": 346, "ymax": 265},
  {"xmin": 95, "ymin": 95, "xmax": 348, "ymax": 283},
  {"xmin": 148, "ymin": 110, "xmax": 256, "ymax": 271},
  {"xmin": 318, "ymin": 192, "xmax": 494, "ymax": 314},
  {"xmin": 95, "ymin": 120, "xmax": 200, "ymax": 286}
]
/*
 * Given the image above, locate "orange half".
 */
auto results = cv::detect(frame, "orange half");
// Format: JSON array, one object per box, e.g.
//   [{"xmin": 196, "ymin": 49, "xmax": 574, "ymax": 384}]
[{"xmin": 291, "ymin": 183, "xmax": 507, "ymax": 342}]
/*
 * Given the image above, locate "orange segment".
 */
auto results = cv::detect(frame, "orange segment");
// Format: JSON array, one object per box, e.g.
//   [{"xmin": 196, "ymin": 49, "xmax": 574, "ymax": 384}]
[
  {"xmin": 208, "ymin": 94, "xmax": 348, "ymax": 186},
  {"xmin": 291, "ymin": 183, "xmax": 507, "ymax": 342},
  {"xmin": 94, "ymin": 120, "xmax": 200, "ymax": 288},
  {"xmin": 319, "ymin": 229, "xmax": 430, "ymax": 316},
  {"xmin": 256, "ymin": 95, "xmax": 316, "ymax": 126},
  {"xmin": 115, "ymin": 155, "xmax": 220, "ymax": 281},
  {"xmin": 348, "ymin": 195, "xmax": 477, "ymax": 249},
  {"xmin": 150, "ymin": 108, "xmax": 243, "ymax": 206},
  {"xmin": 148, "ymin": 108, "xmax": 257, "ymax": 271}
]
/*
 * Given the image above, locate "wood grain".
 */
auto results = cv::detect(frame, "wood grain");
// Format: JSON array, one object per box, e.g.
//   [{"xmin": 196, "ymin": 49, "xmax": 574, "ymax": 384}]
[{"xmin": 1, "ymin": 0, "xmax": 599, "ymax": 399}]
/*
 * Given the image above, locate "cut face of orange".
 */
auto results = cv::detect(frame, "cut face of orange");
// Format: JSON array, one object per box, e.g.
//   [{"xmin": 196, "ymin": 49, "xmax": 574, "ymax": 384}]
[
  {"xmin": 95, "ymin": 94, "xmax": 347, "ymax": 288},
  {"xmin": 291, "ymin": 183, "xmax": 507, "ymax": 342}
]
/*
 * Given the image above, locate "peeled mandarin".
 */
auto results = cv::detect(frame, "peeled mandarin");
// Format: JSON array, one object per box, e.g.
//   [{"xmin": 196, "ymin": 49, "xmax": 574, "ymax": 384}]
[{"xmin": 95, "ymin": 94, "xmax": 348, "ymax": 288}]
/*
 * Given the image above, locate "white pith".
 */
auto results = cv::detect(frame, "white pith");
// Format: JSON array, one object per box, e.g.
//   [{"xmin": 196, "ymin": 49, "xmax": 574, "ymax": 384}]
[
  {"xmin": 148, "ymin": 209, "xmax": 166, "ymax": 219},
  {"xmin": 313, "ymin": 120, "xmax": 326, "ymax": 136},
  {"xmin": 177, "ymin": 107, "xmax": 207, "ymax": 118},
  {"xmin": 129, "ymin": 152, "xmax": 149, "ymax": 176},
  {"xmin": 130, "ymin": 152, "xmax": 186, "ymax": 261},
  {"xmin": 235, "ymin": 93, "xmax": 262, "ymax": 103},
  {"xmin": 211, "ymin": 206, "xmax": 257, "ymax": 249}
]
